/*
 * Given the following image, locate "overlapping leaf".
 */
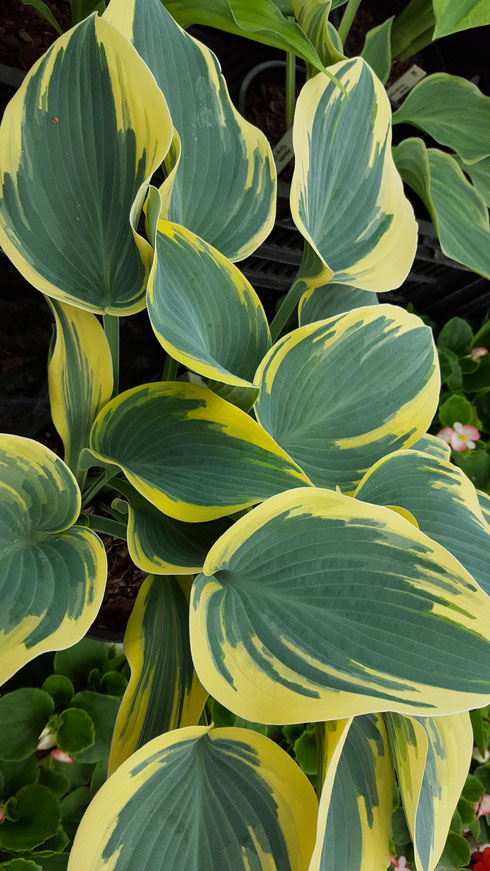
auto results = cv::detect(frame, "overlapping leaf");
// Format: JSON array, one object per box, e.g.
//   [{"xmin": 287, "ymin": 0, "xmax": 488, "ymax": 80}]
[
  {"xmin": 109, "ymin": 576, "xmax": 207, "ymax": 774},
  {"xmin": 433, "ymin": 0, "xmax": 490, "ymax": 38},
  {"xmin": 47, "ymin": 299, "xmax": 113, "ymax": 486},
  {"xmin": 309, "ymin": 715, "xmax": 393, "ymax": 871},
  {"xmin": 88, "ymin": 381, "xmax": 309, "ymax": 522},
  {"xmin": 361, "ymin": 17, "xmax": 393, "ymax": 84},
  {"xmin": 386, "ymin": 712, "xmax": 473, "ymax": 871},
  {"xmin": 298, "ymin": 282, "xmax": 378, "ymax": 326},
  {"xmin": 105, "ymin": 0, "xmax": 276, "ymax": 261},
  {"xmin": 293, "ymin": 0, "xmax": 345, "ymax": 72},
  {"xmin": 393, "ymin": 74, "xmax": 490, "ymax": 164},
  {"xmin": 291, "ymin": 57, "xmax": 417, "ymax": 291},
  {"xmin": 70, "ymin": 726, "xmax": 317, "ymax": 870},
  {"xmin": 0, "ymin": 15, "xmax": 172, "ymax": 314},
  {"xmin": 112, "ymin": 480, "xmax": 232, "ymax": 575},
  {"xmin": 190, "ymin": 487, "xmax": 490, "ymax": 724},
  {"xmin": 394, "ymin": 139, "xmax": 490, "ymax": 279},
  {"xmin": 409, "ymin": 434, "xmax": 451, "ymax": 461},
  {"xmin": 0, "ymin": 435, "xmax": 106, "ymax": 685},
  {"xmin": 147, "ymin": 221, "xmax": 271, "ymax": 392},
  {"xmin": 255, "ymin": 304, "xmax": 439, "ymax": 493},
  {"xmin": 355, "ymin": 448, "xmax": 490, "ymax": 596},
  {"xmin": 459, "ymin": 156, "xmax": 490, "ymax": 207},
  {"xmin": 478, "ymin": 490, "xmax": 490, "ymax": 526}
]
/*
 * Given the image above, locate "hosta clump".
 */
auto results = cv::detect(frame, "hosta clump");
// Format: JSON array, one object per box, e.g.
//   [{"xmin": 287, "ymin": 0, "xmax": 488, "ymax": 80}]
[
  {"xmin": 0, "ymin": 0, "xmax": 489, "ymax": 869},
  {"xmin": 0, "ymin": 640, "xmax": 126, "ymax": 867}
]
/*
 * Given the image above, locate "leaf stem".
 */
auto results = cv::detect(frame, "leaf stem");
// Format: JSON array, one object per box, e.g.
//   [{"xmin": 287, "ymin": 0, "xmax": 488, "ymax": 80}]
[
  {"xmin": 82, "ymin": 468, "xmax": 118, "ymax": 508},
  {"xmin": 162, "ymin": 354, "xmax": 179, "ymax": 381},
  {"xmin": 338, "ymin": 0, "xmax": 363, "ymax": 44},
  {"xmin": 285, "ymin": 48, "xmax": 296, "ymax": 130},
  {"xmin": 82, "ymin": 513, "xmax": 127, "ymax": 539},
  {"xmin": 103, "ymin": 314, "xmax": 120, "ymax": 396},
  {"xmin": 315, "ymin": 723, "xmax": 325, "ymax": 800}
]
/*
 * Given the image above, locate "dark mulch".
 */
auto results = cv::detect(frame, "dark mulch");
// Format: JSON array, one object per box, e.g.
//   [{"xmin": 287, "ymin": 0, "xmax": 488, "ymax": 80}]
[
  {"xmin": 0, "ymin": 0, "xmax": 69, "ymax": 71},
  {"xmin": 94, "ymin": 536, "xmax": 147, "ymax": 635}
]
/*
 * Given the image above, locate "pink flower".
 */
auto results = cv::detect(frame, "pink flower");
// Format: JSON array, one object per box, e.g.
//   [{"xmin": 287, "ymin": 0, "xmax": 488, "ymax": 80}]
[
  {"xmin": 50, "ymin": 748, "xmax": 74, "ymax": 764},
  {"xmin": 0, "ymin": 806, "xmax": 4, "ymax": 824},
  {"xmin": 450, "ymin": 421, "xmax": 480, "ymax": 452},
  {"xmin": 478, "ymin": 794, "xmax": 490, "ymax": 818},
  {"xmin": 470, "ymin": 347, "xmax": 488, "ymax": 360},
  {"xmin": 437, "ymin": 426, "xmax": 454, "ymax": 445}
]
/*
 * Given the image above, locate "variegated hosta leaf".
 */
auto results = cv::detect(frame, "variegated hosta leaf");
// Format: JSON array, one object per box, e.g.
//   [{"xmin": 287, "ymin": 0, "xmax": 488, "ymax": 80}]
[
  {"xmin": 255, "ymin": 304, "xmax": 439, "ymax": 493},
  {"xmin": 385, "ymin": 712, "xmax": 473, "ymax": 871},
  {"xmin": 360, "ymin": 17, "xmax": 394, "ymax": 85},
  {"xmin": 47, "ymin": 299, "xmax": 113, "ymax": 486},
  {"xmin": 478, "ymin": 489, "xmax": 490, "ymax": 527},
  {"xmin": 88, "ymin": 382, "xmax": 309, "ymax": 522},
  {"xmin": 459, "ymin": 156, "xmax": 490, "ymax": 207},
  {"xmin": 0, "ymin": 15, "xmax": 172, "ymax": 315},
  {"xmin": 309, "ymin": 715, "xmax": 393, "ymax": 871},
  {"xmin": 147, "ymin": 221, "xmax": 271, "ymax": 393},
  {"xmin": 293, "ymin": 0, "xmax": 346, "ymax": 73},
  {"xmin": 355, "ymin": 449, "xmax": 490, "ymax": 596},
  {"xmin": 433, "ymin": 0, "xmax": 490, "ymax": 40},
  {"xmin": 409, "ymin": 434, "xmax": 451, "ymax": 461},
  {"xmin": 162, "ymin": 0, "xmax": 327, "ymax": 72},
  {"xmin": 393, "ymin": 74, "xmax": 490, "ymax": 165},
  {"xmin": 291, "ymin": 57, "xmax": 417, "ymax": 292},
  {"xmin": 298, "ymin": 282, "xmax": 378, "ymax": 326},
  {"xmin": 104, "ymin": 0, "xmax": 276, "ymax": 262},
  {"xmin": 394, "ymin": 139, "xmax": 490, "ymax": 279},
  {"xmin": 0, "ymin": 435, "xmax": 107, "ymax": 685},
  {"xmin": 113, "ymin": 479, "xmax": 232, "ymax": 575},
  {"xmin": 190, "ymin": 487, "xmax": 490, "ymax": 724},
  {"xmin": 109, "ymin": 576, "xmax": 207, "ymax": 774},
  {"xmin": 70, "ymin": 726, "xmax": 318, "ymax": 870}
]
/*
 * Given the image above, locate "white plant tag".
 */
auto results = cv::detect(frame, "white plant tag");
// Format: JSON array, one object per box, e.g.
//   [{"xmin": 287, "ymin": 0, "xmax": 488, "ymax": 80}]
[
  {"xmin": 273, "ymin": 127, "xmax": 294, "ymax": 174},
  {"xmin": 387, "ymin": 65, "xmax": 426, "ymax": 104}
]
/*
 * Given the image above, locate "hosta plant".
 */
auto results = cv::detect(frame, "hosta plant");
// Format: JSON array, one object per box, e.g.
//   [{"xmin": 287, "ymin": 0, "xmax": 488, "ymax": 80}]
[{"xmin": 0, "ymin": 0, "xmax": 489, "ymax": 869}]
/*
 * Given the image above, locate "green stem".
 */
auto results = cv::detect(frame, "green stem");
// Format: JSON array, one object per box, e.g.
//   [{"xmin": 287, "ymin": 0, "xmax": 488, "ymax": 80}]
[
  {"xmin": 315, "ymin": 723, "xmax": 325, "ymax": 801},
  {"xmin": 104, "ymin": 314, "xmax": 120, "ymax": 396},
  {"xmin": 162, "ymin": 354, "xmax": 179, "ymax": 381},
  {"xmin": 82, "ymin": 467, "xmax": 118, "ymax": 508},
  {"xmin": 285, "ymin": 49, "xmax": 296, "ymax": 130},
  {"xmin": 82, "ymin": 513, "xmax": 127, "ymax": 539},
  {"xmin": 338, "ymin": 0, "xmax": 363, "ymax": 44}
]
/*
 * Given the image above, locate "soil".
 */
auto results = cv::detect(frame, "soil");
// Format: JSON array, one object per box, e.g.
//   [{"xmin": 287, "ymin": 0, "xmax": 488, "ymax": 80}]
[
  {"xmin": 95, "ymin": 536, "xmax": 146, "ymax": 634},
  {"xmin": 0, "ymin": 0, "xmax": 70, "ymax": 71}
]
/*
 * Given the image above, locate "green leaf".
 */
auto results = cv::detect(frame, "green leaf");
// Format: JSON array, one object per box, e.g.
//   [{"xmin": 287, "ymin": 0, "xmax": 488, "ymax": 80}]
[
  {"xmin": 191, "ymin": 488, "xmax": 490, "ymax": 724},
  {"xmin": 433, "ymin": 0, "xmax": 490, "ymax": 38},
  {"xmin": 463, "ymin": 356, "xmax": 490, "ymax": 392},
  {"xmin": 470, "ymin": 708, "xmax": 489, "ymax": 758},
  {"xmin": 38, "ymin": 767, "xmax": 70, "ymax": 799},
  {"xmin": 0, "ymin": 15, "xmax": 172, "ymax": 315},
  {"xmin": 393, "ymin": 74, "xmax": 490, "ymax": 165},
  {"xmin": 161, "ymin": 0, "xmax": 326, "ymax": 71},
  {"xmin": 474, "ymin": 764, "xmax": 490, "ymax": 793},
  {"xmin": 54, "ymin": 640, "xmax": 108, "ymax": 686},
  {"xmin": 98, "ymin": 672, "xmax": 127, "ymax": 698},
  {"xmin": 438, "ymin": 318, "xmax": 473, "ymax": 355},
  {"xmin": 450, "ymin": 810, "xmax": 463, "ymax": 837},
  {"xmin": 462, "ymin": 773, "xmax": 485, "ymax": 802},
  {"xmin": 105, "ymin": 0, "xmax": 276, "ymax": 261},
  {"xmin": 20, "ymin": 0, "xmax": 61, "ymax": 32},
  {"xmin": 476, "ymin": 392, "xmax": 490, "ymax": 432},
  {"xmin": 355, "ymin": 449, "xmax": 490, "ymax": 597},
  {"xmin": 0, "ymin": 785, "xmax": 61, "ymax": 853},
  {"xmin": 452, "ymin": 450, "xmax": 490, "ymax": 492},
  {"xmin": 88, "ymin": 381, "xmax": 309, "ymax": 523},
  {"xmin": 291, "ymin": 58, "xmax": 417, "ymax": 292},
  {"xmin": 0, "ymin": 759, "xmax": 39, "ymax": 800},
  {"xmin": 437, "ymin": 348, "xmax": 463, "ymax": 391},
  {"xmin": 89, "ymin": 760, "xmax": 107, "ymax": 796},
  {"xmin": 41, "ymin": 677, "xmax": 74, "ymax": 709},
  {"xmin": 438, "ymin": 394, "xmax": 473, "ymax": 427},
  {"xmin": 56, "ymin": 709, "xmax": 95, "ymax": 756},
  {"xmin": 292, "ymin": 0, "xmax": 346, "ymax": 73},
  {"xmin": 458, "ymin": 156, "xmax": 490, "ymax": 207},
  {"xmin": 69, "ymin": 727, "xmax": 318, "ymax": 870},
  {"xmin": 147, "ymin": 221, "xmax": 271, "ymax": 392},
  {"xmin": 391, "ymin": 0, "xmax": 434, "ymax": 60},
  {"xmin": 394, "ymin": 139, "xmax": 490, "ymax": 279},
  {"xmin": 69, "ymin": 692, "xmax": 119, "ymax": 764},
  {"xmin": 294, "ymin": 730, "xmax": 317, "ymax": 776},
  {"xmin": 60, "ymin": 787, "xmax": 91, "ymax": 823},
  {"xmin": 392, "ymin": 807, "xmax": 412, "ymax": 847},
  {"xmin": 361, "ymin": 17, "xmax": 393, "ymax": 85},
  {"xmin": 49, "ymin": 759, "xmax": 95, "ymax": 790},
  {"xmin": 438, "ymin": 832, "xmax": 470, "ymax": 869},
  {"xmin": 0, "ymin": 690, "xmax": 54, "ymax": 762},
  {"xmin": 255, "ymin": 305, "xmax": 439, "ymax": 493},
  {"xmin": 0, "ymin": 437, "xmax": 107, "ymax": 686},
  {"xmin": 0, "ymin": 860, "xmax": 42, "ymax": 871},
  {"xmin": 109, "ymin": 576, "xmax": 206, "ymax": 774},
  {"xmin": 298, "ymin": 282, "xmax": 378, "ymax": 326}
]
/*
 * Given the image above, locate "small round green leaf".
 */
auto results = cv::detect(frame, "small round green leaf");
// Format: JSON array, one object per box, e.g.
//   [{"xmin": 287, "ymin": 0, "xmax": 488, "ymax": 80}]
[
  {"xmin": 438, "ymin": 394, "xmax": 473, "ymax": 427},
  {"xmin": 56, "ymin": 709, "xmax": 95, "ymax": 756},
  {"xmin": 60, "ymin": 786, "xmax": 92, "ymax": 823},
  {"xmin": 438, "ymin": 317, "xmax": 473, "ymax": 356},
  {"xmin": 69, "ymin": 693, "xmax": 119, "ymax": 764},
  {"xmin": 0, "ymin": 785, "xmax": 61, "ymax": 852},
  {"xmin": 41, "ymin": 676, "xmax": 74, "ymax": 709},
  {"xmin": 0, "ymin": 690, "xmax": 54, "ymax": 761},
  {"xmin": 54, "ymin": 640, "xmax": 108, "ymax": 686},
  {"xmin": 0, "ymin": 861, "xmax": 43, "ymax": 870},
  {"xmin": 0, "ymin": 759, "xmax": 39, "ymax": 800},
  {"xmin": 38, "ymin": 766, "xmax": 70, "ymax": 799},
  {"xmin": 99, "ymin": 672, "xmax": 128, "ymax": 698},
  {"xmin": 294, "ymin": 730, "xmax": 317, "ymax": 776}
]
